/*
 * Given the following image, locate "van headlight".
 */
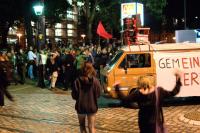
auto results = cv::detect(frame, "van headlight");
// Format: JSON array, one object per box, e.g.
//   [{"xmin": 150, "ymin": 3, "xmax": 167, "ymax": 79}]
[{"xmin": 107, "ymin": 87, "xmax": 112, "ymax": 92}]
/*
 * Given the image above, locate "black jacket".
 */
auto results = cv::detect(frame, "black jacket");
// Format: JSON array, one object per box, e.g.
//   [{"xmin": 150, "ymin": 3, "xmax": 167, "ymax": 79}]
[
  {"xmin": 118, "ymin": 79, "xmax": 182, "ymax": 133},
  {"xmin": 71, "ymin": 76, "xmax": 101, "ymax": 114}
]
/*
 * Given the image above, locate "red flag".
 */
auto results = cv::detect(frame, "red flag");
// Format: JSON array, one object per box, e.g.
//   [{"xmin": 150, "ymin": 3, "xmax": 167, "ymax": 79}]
[{"xmin": 97, "ymin": 21, "xmax": 112, "ymax": 39}]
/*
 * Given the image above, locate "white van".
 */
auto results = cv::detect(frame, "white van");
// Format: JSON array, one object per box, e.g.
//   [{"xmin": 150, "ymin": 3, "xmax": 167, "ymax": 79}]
[{"xmin": 100, "ymin": 43, "xmax": 200, "ymax": 98}]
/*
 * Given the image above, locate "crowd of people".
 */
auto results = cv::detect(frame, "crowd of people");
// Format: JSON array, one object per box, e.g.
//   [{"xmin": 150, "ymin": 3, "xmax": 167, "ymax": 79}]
[{"xmin": 0, "ymin": 43, "xmax": 117, "ymax": 90}]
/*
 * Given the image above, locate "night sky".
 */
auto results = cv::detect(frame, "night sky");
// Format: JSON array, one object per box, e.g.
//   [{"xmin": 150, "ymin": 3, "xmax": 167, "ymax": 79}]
[
  {"xmin": 166, "ymin": 0, "xmax": 199, "ymax": 17},
  {"xmin": 165, "ymin": 0, "xmax": 200, "ymax": 28}
]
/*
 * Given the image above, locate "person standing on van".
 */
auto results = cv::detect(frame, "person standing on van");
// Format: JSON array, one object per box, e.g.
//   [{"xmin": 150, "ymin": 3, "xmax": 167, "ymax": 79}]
[
  {"xmin": 71, "ymin": 61, "xmax": 101, "ymax": 133},
  {"xmin": 116, "ymin": 72, "xmax": 182, "ymax": 133}
]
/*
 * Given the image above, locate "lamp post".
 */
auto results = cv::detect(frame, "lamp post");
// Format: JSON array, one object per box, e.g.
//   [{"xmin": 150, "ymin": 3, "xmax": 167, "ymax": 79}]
[
  {"xmin": 81, "ymin": 34, "xmax": 86, "ymax": 46},
  {"xmin": 33, "ymin": 1, "xmax": 45, "ymax": 50},
  {"xmin": 17, "ymin": 33, "xmax": 22, "ymax": 45}
]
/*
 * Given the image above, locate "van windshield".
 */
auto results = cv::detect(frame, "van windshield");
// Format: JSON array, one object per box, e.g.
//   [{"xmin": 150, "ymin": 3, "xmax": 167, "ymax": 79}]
[{"xmin": 108, "ymin": 51, "xmax": 123, "ymax": 68}]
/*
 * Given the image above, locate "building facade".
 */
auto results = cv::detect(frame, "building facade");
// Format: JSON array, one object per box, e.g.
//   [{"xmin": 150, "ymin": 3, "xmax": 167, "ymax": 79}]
[{"xmin": 7, "ymin": 0, "xmax": 78, "ymax": 49}]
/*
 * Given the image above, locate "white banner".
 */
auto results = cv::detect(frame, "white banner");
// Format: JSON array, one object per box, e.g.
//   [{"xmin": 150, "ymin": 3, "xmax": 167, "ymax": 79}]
[{"xmin": 154, "ymin": 52, "xmax": 200, "ymax": 97}]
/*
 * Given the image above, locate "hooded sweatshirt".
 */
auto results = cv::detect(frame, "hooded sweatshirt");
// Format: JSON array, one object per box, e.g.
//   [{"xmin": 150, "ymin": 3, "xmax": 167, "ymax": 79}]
[{"xmin": 71, "ymin": 76, "xmax": 101, "ymax": 114}]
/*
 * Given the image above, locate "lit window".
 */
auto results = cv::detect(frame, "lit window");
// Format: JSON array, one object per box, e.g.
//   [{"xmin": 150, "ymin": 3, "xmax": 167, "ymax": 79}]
[
  {"xmin": 68, "ymin": 33, "xmax": 73, "ymax": 37},
  {"xmin": 68, "ymin": 30, "xmax": 74, "ymax": 36},
  {"xmin": 67, "ymin": 24, "xmax": 74, "ymax": 29},
  {"xmin": 8, "ymin": 27, "xmax": 17, "ymax": 35},
  {"xmin": 55, "ymin": 29, "xmax": 62, "ymax": 36},
  {"xmin": 68, "ymin": 30, "xmax": 73, "ymax": 34},
  {"xmin": 68, "ymin": 0, "xmax": 72, "ymax": 4},
  {"xmin": 31, "ymin": 21, "xmax": 35, "ymax": 26},
  {"xmin": 55, "ymin": 23, "xmax": 62, "ymax": 28},
  {"xmin": 46, "ymin": 29, "xmax": 49, "ymax": 36},
  {"xmin": 67, "ymin": 11, "xmax": 75, "ymax": 19},
  {"xmin": 77, "ymin": 2, "xmax": 84, "ymax": 6}
]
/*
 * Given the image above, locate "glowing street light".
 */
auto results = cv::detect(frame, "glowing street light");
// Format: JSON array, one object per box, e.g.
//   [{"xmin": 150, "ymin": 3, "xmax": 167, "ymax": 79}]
[
  {"xmin": 17, "ymin": 33, "xmax": 22, "ymax": 45},
  {"xmin": 33, "ymin": 2, "xmax": 45, "ymax": 50},
  {"xmin": 81, "ymin": 34, "xmax": 86, "ymax": 39},
  {"xmin": 81, "ymin": 34, "xmax": 86, "ymax": 46},
  {"xmin": 33, "ymin": 4, "xmax": 44, "ymax": 16}
]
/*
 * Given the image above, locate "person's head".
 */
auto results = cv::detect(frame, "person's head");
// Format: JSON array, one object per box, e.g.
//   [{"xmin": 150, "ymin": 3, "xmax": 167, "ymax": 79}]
[
  {"xmin": 80, "ymin": 61, "xmax": 96, "ymax": 77},
  {"xmin": 19, "ymin": 49, "xmax": 23, "ymax": 54},
  {"xmin": 29, "ymin": 46, "xmax": 33, "ymax": 51},
  {"xmin": 137, "ymin": 76, "xmax": 155, "ymax": 90},
  {"xmin": 64, "ymin": 49, "xmax": 70, "ymax": 54}
]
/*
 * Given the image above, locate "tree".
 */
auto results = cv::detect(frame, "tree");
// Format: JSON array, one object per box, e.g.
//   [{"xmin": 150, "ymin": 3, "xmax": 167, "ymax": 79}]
[
  {"xmin": 78, "ymin": 0, "xmax": 167, "ymax": 43},
  {"xmin": 96, "ymin": 1, "xmax": 121, "ymax": 39},
  {"xmin": 44, "ymin": 0, "xmax": 71, "ymax": 24}
]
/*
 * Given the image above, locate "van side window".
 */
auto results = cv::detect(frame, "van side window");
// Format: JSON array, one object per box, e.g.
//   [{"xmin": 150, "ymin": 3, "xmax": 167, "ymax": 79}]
[{"xmin": 119, "ymin": 53, "xmax": 151, "ymax": 68}]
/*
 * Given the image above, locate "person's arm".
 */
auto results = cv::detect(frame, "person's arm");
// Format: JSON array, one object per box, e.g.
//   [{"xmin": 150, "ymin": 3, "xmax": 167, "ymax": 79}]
[
  {"xmin": 115, "ymin": 84, "xmax": 138, "ymax": 102},
  {"xmin": 32, "ymin": 51, "xmax": 37, "ymax": 59},
  {"xmin": 71, "ymin": 80, "xmax": 79, "ymax": 100},
  {"xmin": 94, "ymin": 78, "xmax": 102, "ymax": 98},
  {"xmin": 161, "ymin": 73, "xmax": 182, "ymax": 98}
]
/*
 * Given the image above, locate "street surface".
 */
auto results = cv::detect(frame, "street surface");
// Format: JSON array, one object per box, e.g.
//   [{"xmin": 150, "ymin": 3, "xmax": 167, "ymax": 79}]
[{"xmin": 0, "ymin": 81, "xmax": 200, "ymax": 133}]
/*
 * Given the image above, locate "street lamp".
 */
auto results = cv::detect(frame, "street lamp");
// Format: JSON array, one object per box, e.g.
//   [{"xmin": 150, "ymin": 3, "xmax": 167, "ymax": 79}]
[
  {"xmin": 81, "ymin": 34, "xmax": 86, "ymax": 46},
  {"xmin": 33, "ymin": 4, "xmax": 44, "ymax": 16},
  {"xmin": 33, "ymin": 2, "xmax": 45, "ymax": 50},
  {"xmin": 17, "ymin": 33, "xmax": 22, "ymax": 45}
]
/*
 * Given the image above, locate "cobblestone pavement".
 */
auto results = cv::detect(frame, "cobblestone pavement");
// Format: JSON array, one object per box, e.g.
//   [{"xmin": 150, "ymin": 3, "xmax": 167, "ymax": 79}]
[{"xmin": 0, "ymin": 83, "xmax": 200, "ymax": 133}]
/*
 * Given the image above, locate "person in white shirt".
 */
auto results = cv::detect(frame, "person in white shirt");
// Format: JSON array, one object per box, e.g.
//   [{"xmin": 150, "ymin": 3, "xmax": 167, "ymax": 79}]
[
  {"xmin": 27, "ymin": 46, "xmax": 36, "ymax": 79},
  {"xmin": 37, "ymin": 50, "xmax": 47, "ymax": 88}
]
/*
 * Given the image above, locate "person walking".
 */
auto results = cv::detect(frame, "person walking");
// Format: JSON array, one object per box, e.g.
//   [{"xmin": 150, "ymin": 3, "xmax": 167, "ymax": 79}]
[
  {"xmin": 71, "ymin": 61, "xmax": 102, "ymax": 133},
  {"xmin": 116, "ymin": 72, "xmax": 182, "ymax": 133},
  {"xmin": 0, "ymin": 62, "xmax": 14, "ymax": 107}
]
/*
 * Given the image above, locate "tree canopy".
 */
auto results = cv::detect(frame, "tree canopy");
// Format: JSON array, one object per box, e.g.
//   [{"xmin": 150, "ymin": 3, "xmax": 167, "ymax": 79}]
[{"xmin": 77, "ymin": 0, "xmax": 167, "ymax": 43}]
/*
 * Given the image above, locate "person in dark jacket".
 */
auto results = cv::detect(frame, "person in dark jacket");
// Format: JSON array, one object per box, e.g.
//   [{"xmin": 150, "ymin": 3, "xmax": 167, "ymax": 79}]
[
  {"xmin": 62, "ymin": 49, "xmax": 75, "ymax": 90},
  {"xmin": 16, "ymin": 49, "xmax": 27, "ymax": 84},
  {"xmin": 72, "ymin": 61, "xmax": 101, "ymax": 133},
  {"xmin": 116, "ymin": 72, "xmax": 182, "ymax": 133},
  {"xmin": 0, "ymin": 62, "xmax": 14, "ymax": 107}
]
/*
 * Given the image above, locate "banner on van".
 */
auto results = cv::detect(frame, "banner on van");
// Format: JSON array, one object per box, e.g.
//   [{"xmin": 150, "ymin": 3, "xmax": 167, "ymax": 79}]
[{"xmin": 154, "ymin": 52, "xmax": 200, "ymax": 97}]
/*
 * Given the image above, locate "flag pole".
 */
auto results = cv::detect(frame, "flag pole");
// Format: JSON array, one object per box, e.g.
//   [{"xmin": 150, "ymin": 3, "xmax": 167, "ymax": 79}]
[{"xmin": 98, "ymin": 35, "xmax": 100, "ymax": 46}]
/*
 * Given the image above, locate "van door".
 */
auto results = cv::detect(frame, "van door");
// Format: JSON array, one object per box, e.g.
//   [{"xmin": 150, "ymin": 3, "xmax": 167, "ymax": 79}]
[{"xmin": 114, "ymin": 53, "xmax": 155, "ymax": 93}]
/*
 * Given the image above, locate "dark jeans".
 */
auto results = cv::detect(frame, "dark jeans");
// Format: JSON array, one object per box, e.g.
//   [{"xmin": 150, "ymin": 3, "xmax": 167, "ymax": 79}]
[
  {"xmin": 64, "ymin": 67, "xmax": 74, "ymax": 90},
  {"xmin": 17, "ymin": 65, "xmax": 26, "ymax": 84},
  {"xmin": 37, "ymin": 64, "xmax": 45, "ymax": 88},
  {"xmin": 0, "ymin": 87, "xmax": 13, "ymax": 106}
]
